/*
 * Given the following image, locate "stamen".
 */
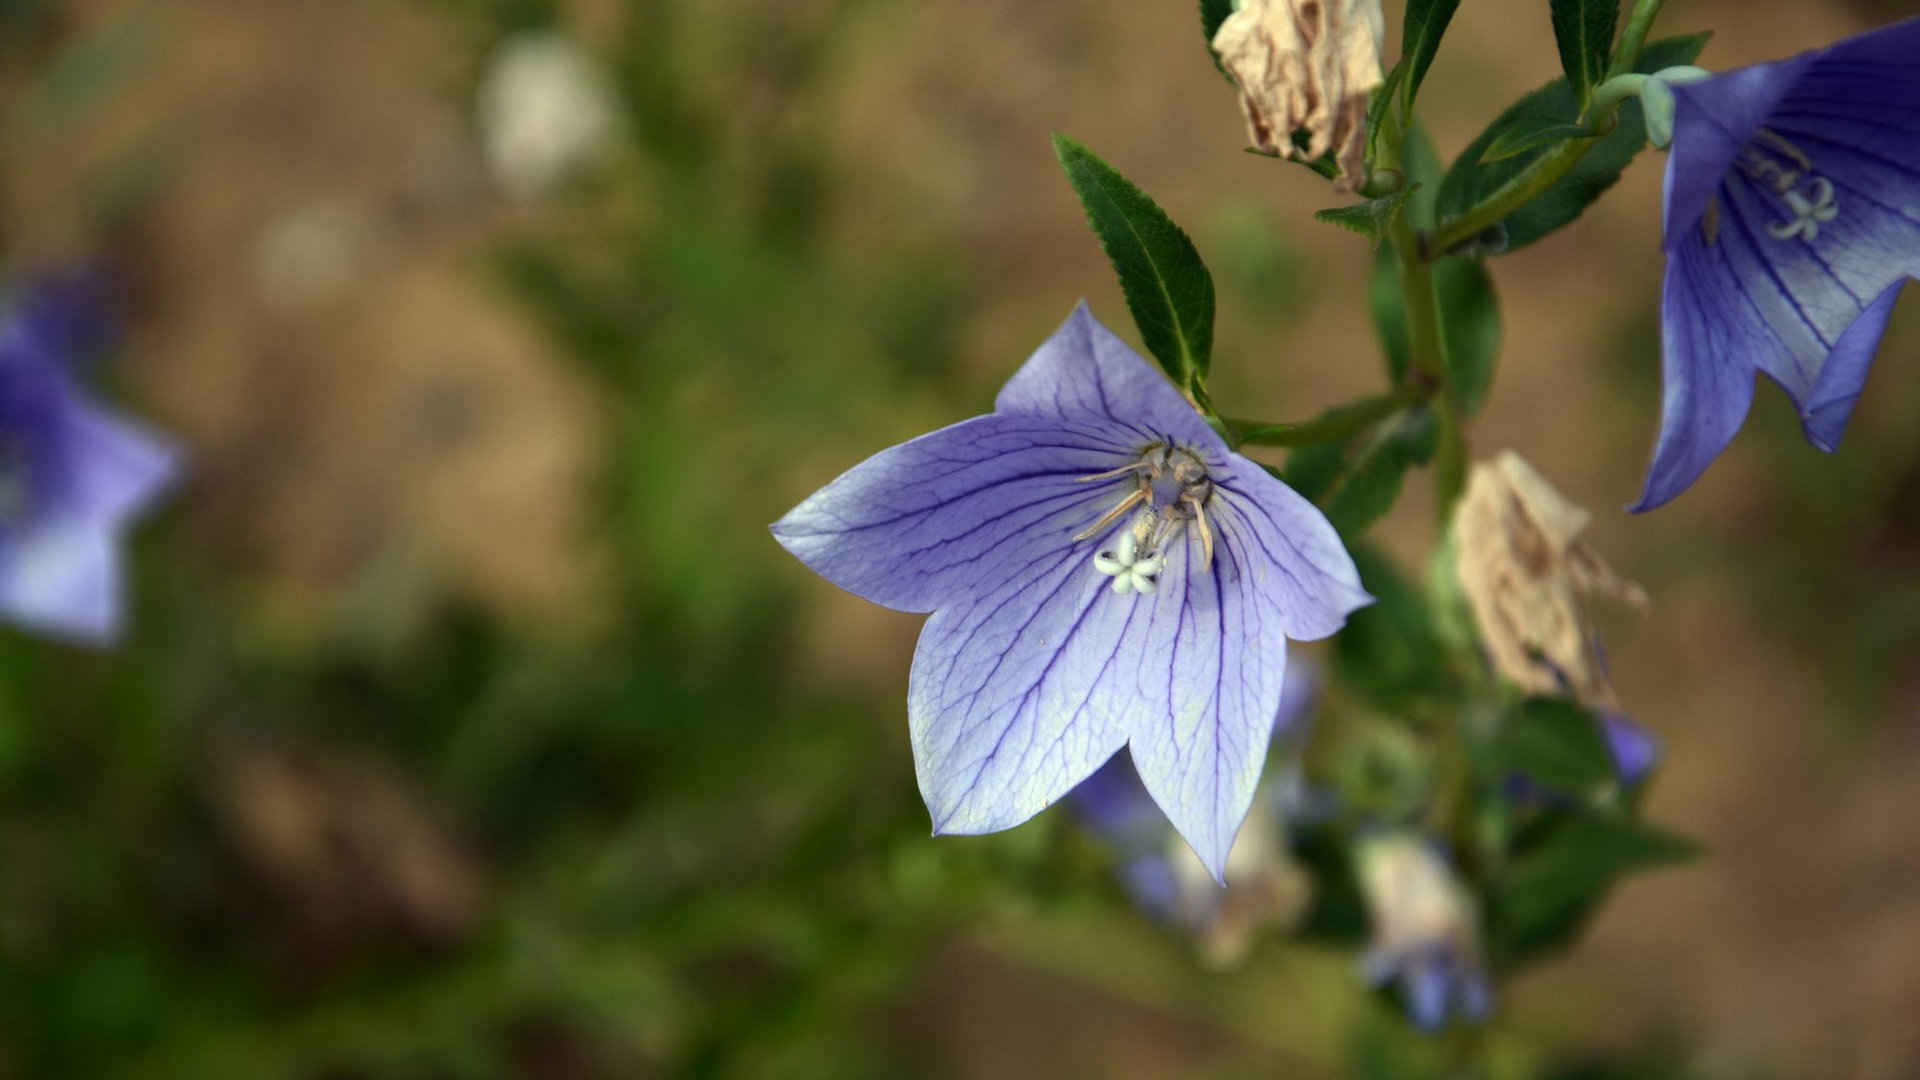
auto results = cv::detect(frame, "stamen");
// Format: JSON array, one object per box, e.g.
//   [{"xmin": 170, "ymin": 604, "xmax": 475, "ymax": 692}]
[
  {"xmin": 1755, "ymin": 128, "xmax": 1812, "ymax": 172},
  {"xmin": 1075, "ymin": 458, "xmax": 1155, "ymax": 484},
  {"xmin": 1185, "ymin": 492, "xmax": 1215, "ymax": 570},
  {"xmin": 1073, "ymin": 485, "xmax": 1149, "ymax": 542}
]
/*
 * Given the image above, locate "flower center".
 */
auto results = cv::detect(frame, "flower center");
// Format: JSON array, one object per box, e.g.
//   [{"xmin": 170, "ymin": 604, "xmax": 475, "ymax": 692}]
[
  {"xmin": 1073, "ymin": 443, "xmax": 1216, "ymax": 595},
  {"xmin": 1715, "ymin": 128, "xmax": 1839, "ymax": 244}
]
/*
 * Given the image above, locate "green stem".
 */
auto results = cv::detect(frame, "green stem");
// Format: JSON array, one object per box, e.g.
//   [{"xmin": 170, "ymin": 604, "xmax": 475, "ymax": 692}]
[
  {"xmin": 1421, "ymin": 0, "xmax": 1667, "ymax": 260},
  {"xmin": 1388, "ymin": 185, "xmax": 1467, "ymax": 523},
  {"xmin": 1608, "ymin": 0, "xmax": 1668, "ymax": 80},
  {"xmin": 1232, "ymin": 382, "xmax": 1425, "ymax": 447}
]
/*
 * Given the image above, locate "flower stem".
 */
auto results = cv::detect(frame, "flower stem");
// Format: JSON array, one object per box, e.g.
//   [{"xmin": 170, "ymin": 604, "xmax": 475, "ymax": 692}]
[
  {"xmin": 1608, "ymin": 0, "xmax": 1668, "ymax": 80},
  {"xmin": 1420, "ymin": 0, "xmax": 1668, "ymax": 260},
  {"xmin": 1232, "ymin": 381, "xmax": 1425, "ymax": 447}
]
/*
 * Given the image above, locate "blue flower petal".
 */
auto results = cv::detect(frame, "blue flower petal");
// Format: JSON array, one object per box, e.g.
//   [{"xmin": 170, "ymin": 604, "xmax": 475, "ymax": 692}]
[
  {"xmin": 1639, "ymin": 18, "xmax": 1920, "ymax": 508},
  {"xmin": 994, "ymin": 302, "xmax": 1224, "ymax": 455},
  {"xmin": 772, "ymin": 410, "xmax": 1136, "ymax": 613}
]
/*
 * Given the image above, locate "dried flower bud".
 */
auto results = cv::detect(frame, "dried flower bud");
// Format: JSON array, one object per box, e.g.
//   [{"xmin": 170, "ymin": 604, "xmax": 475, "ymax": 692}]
[
  {"xmin": 1211, "ymin": 0, "xmax": 1385, "ymax": 190},
  {"xmin": 1452, "ymin": 452, "xmax": 1648, "ymax": 704}
]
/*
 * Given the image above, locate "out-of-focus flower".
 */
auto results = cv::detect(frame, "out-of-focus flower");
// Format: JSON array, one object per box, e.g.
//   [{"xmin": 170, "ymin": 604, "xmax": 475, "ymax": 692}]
[
  {"xmin": 1212, "ymin": 0, "xmax": 1385, "ymax": 189},
  {"xmin": 1453, "ymin": 451, "xmax": 1646, "ymax": 705},
  {"xmin": 476, "ymin": 32, "xmax": 620, "ymax": 199},
  {"xmin": 0, "ymin": 274, "xmax": 177, "ymax": 644},
  {"xmin": 1633, "ymin": 17, "xmax": 1920, "ymax": 510},
  {"xmin": 772, "ymin": 305, "xmax": 1369, "ymax": 879},
  {"xmin": 1355, "ymin": 831, "xmax": 1491, "ymax": 1031},
  {"xmin": 1066, "ymin": 670, "xmax": 1320, "ymax": 967},
  {"xmin": 1600, "ymin": 711, "xmax": 1659, "ymax": 788}
]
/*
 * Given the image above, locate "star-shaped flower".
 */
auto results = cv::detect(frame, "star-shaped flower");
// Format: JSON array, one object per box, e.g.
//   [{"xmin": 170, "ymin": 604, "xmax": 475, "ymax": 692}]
[
  {"xmin": 0, "ymin": 275, "xmax": 178, "ymax": 644},
  {"xmin": 772, "ymin": 305, "xmax": 1369, "ymax": 878},
  {"xmin": 1634, "ymin": 17, "xmax": 1920, "ymax": 510}
]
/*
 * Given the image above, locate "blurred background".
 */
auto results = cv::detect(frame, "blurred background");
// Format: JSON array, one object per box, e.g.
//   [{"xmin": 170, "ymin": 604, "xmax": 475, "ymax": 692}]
[{"xmin": 1, "ymin": 0, "xmax": 1918, "ymax": 1076}]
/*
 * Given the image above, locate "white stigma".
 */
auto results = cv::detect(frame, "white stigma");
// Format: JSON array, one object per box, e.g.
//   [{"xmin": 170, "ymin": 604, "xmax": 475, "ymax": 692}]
[
  {"xmin": 1092, "ymin": 525, "xmax": 1165, "ymax": 595},
  {"xmin": 1767, "ymin": 175, "xmax": 1837, "ymax": 242}
]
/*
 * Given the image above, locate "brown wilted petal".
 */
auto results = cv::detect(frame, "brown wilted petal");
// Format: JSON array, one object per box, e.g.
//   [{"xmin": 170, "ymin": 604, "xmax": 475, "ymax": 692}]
[
  {"xmin": 1452, "ymin": 452, "xmax": 1648, "ymax": 705},
  {"xmin": 1212, "ymin": 0, "xmax": 1385, "ymax": 190}
]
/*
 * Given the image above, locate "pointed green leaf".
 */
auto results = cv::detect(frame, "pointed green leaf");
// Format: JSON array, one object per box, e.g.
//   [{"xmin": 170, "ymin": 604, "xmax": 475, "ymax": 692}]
[
  {"xmin": 1488, "ymin": 812, "xmax": 1699, "ymax": 967},
  {"xmin": 1313, "ymin": 187, "xmax": 1416, "ymax": 245},
  {"xmin": 1333, "ymin": 544, "xmax": 1456, "ymax": 710},
  {"xmin": 1400, "ymin": 0, "xmax": 1462, "ymax": 110},
  {"xmin": 1434, "ymin": 33, "xmax": 1711, "ymax": 253},
  {"xmin": 1054, "ymin": 134, "xmax": 1216, "ymax": 385},
  {"xmin": 1323, "ymin": 407, "xmax": 1437, "ymax": 537},
  {"xmin": 1551, "ymin": 0, "xmax": 1618, "ymax": 107},
  {"xmin": 1435, "ymin": 256, "xmax": 1499, "ymax": 417},
  {"xmin": 1488, "ymin": 696, "xmax": 1616, "ymax": 793}
]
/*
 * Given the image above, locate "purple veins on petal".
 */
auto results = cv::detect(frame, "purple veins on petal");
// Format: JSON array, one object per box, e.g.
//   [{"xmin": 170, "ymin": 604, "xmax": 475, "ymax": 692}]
[
  {"xmin": 772, "ymin": 303, "xmax": 1368, "ymax": 880},
  {"xmin": 1637, "ymin": 16, "xmax": 1920, "ymax": 510}
]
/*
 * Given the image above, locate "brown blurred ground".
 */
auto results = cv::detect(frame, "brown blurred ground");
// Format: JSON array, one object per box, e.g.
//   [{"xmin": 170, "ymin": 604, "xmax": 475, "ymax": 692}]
[{"xmin": 6, "ymin": 0, "xmax": 1919, "ymax": 1075}]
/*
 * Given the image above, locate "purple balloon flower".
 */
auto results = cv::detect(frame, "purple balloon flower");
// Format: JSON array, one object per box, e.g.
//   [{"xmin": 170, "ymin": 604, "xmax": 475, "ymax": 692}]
[
  {"xmin": 772, "ymin": 304, "xmax": 1369, "ymax": 878},
  {"xmin": 1634, "ymin": 17, "xmax": 1920, "ymax": 510},
  {"xmin": 0, "ymin": 275, "xmax": 178, "ymax": 644}
]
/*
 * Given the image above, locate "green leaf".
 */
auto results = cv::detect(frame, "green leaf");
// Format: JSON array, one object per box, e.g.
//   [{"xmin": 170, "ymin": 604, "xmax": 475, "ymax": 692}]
[
  {"xmin": 1481, "ymin": 120, "xmax": 1595, "ymax": 164},
  {"xmin": 1488, "ymin": 812, "xmax": 1698, "ymax": 967},
  {"xmin": 1053, "ymin": 134, "xmax": 1217, "ymax": 386},
  {"xmin": 1313, "ymin": 187, "xmax": 1416, "ymax": 245},
  {"xmin": 1487, "ymin": 696, "xmax": 1615, "ymax": 793},
  {"xmin": 1199, "ymin": 0, "xmax": 1234, "ymax": 78},
  {"xmin": 1551, "ymin": 0, "xmax": 1618, "ymax": 107},
  {"xmin": 1434, "ymin": 33, "xmax": 1711, "ymax": 254},
  {"xmin": 1323, "ymin": 407, "xmax": 1437, "ymax": 537},
  {"xmin": 1279, "ymin": 444, "xmax": 1347, "ymax": 503},
  {"xmin": 1334, "ymin": 544, "xmax": 1455, "ymax": 711},
  {"xmin": 1435, "ymin": 256, "xmax": 1499, "ymax": 417},
  {"xmin": 1399, "ymin": 0, "xmax": 1462, "ymax": 110}
]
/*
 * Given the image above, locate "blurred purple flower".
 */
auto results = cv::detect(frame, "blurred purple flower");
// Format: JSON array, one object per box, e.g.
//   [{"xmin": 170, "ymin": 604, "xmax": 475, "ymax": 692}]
[
  {"xmin": 1065, "ymin": 668, "xmax": 1320, "ymax": 930},
  {"xmin": 0, "ymin": 274, "xmax": 177, "ymax": 644},
  {"xmin": 1635, "ymin": 18, "xmax": 1920, "ymax": 510},
  {"xmin": 773, "ymin": 304, "xmax": 1369, "ymax": 879},
  {"xmin": 1599, "ymin": 711, "xmax": 1659, "ymax": 787},
  {"xmin": 1356, "ymin": 832, "xmax": 1491, "ymax": 1031}
]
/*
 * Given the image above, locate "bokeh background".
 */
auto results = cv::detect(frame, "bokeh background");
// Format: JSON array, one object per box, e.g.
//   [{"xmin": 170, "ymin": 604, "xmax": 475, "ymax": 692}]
[{"xmin": 2, "ymin": 0, "xmax": 1918, "ymax": 1076}]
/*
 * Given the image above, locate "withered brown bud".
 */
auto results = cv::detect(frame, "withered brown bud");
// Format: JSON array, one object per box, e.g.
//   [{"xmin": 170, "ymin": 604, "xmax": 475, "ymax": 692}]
[
  {"xmin": 1212, "ymin": 0, "xmax": 1385, "ymax": 191},
  {"xmin": 1452, "ymin": 452, "xmax": 1648, "ymax": 705}
]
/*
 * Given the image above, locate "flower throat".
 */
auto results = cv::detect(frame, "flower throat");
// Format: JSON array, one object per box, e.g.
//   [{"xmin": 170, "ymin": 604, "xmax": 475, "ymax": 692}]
[{"xmin": 1073, "ymin": 443, "xmax": 1216, "ymax": 595}]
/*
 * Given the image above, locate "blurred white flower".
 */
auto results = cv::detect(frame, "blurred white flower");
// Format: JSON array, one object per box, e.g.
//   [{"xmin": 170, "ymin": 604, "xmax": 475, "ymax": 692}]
[{"xmin": 476, "ymin": 32, "xmax": 619, "ymax": 199}]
